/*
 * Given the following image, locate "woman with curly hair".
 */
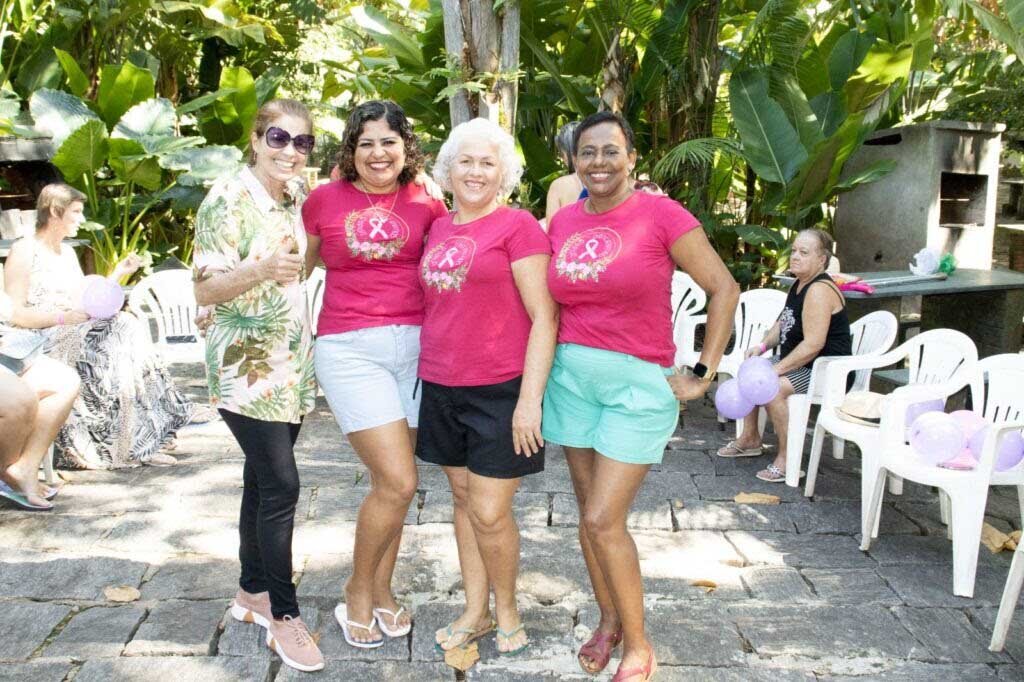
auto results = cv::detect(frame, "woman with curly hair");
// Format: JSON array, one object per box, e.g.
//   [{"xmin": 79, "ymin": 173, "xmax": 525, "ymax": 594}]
[{"xmin": 302, "ymin": 100, "xmax": 448, "ymax": 648}]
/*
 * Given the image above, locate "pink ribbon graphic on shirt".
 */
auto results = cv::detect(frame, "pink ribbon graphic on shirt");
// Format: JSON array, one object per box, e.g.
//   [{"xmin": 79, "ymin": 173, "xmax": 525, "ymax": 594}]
[
  {"xmin": 439, "ymin": 247, "xmax": 459, "ymax": 269},
  {"xmin": 583, "ymin": 238, "xmax": 600, "ymax": 260},
  {"xmin": 555, "ymin": 226, "xmax": 623, "ymax": 284},
  {"xmin": 368, "ymin": 214, "xmax": 389, "ymax": 240},
  {"xmin": 344, "ymin": 207, "xmax": 409, "ymax": 261}
]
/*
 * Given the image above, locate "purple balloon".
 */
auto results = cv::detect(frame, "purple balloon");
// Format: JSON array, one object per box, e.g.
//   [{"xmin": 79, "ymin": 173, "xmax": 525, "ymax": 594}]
[
  {"xmin": 81, "ymin": 275, "xmax": 124, "ymax": 320},
  {"xmin": 968, "ymin": 426, "xmax": 1024, "ymax": 471},
  {"xmin": 715, "ymin": 378, "xmax": 754, "ymax": 421},
  {"xmin": 737, "ymin": 357, "xmax": 780, "ymax": 406},
  {"xmin": 909, "ymin": 411, "xmax": 966, "ymax": 465},
  {"xmin": 904, "ymin": 399, "xmax": 945, "ymax": 428}
]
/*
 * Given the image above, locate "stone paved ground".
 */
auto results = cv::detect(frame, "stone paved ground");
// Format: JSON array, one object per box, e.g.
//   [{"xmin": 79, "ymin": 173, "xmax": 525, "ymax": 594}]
[{"xmin": 3, "ymin": 364, "xmax": 1024, "ymax": 681}]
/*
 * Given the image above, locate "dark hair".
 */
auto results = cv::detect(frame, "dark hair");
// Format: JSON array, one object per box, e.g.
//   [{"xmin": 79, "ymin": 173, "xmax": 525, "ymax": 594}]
[
  {"xmin": 336, "ymin": 100, "xmax": 424, "ymax": 186},
  {"xmin": 555, "ymin": 121, "xmax": 579, "ymax": 172},
  {"xmin": 249, "ymin": 98, "xmax": 313, "ymax": 165},
  {"xmin": 797, "ymin": 228, "xmax": 835, "ymax": 269},
  {"xmin": 572, "ymin": 111, "xmax": 636, "ymax": 156}
]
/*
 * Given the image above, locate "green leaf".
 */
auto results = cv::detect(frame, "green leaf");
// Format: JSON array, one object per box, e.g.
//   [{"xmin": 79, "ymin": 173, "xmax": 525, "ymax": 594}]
[
  {"xmin": 53, "ymin": 49, "xmax": 89, "ymax": 97},
  {"xmin": 97, "ymin": 63, "xmax": 156, "ymax": 128},
  {"xmin": 833, "ymin": 159, "xmax": 897, "ymax": 194},
  {"xmin": 966, "ymin": 0, "xmax": 1024, "ymax": 61},
  {"xmin": 28, "ymin": 89, "xmax": 101, "ymax": 148},
  {"xmin": 729, "ymin": 68, "xmax": 807, "ymax": 186},
  {"xmin": 176, "ymin": 88, "xmax": 239, "ymax": 115},
  {"xmin": 14, "ymin": 45, "xmax": 62, "ymax": 97},
  {"xmin": 843, "ymin": 39, "xmax": 913, "ymax": 113},
  {"xmin": 1007, "ymin": 0, "xmax": 1024, "ymax": 33},
  {"xmin": 521, "ymin": 32, "xmax": 595, "ymax": 117},
  {"xmin": 350, "ymin": 5, "xmax": 425, "ymax": 71},
  {"xmin": 108, "ymin": 138, "xmax": 163, "ymax": 191},
  {"xmin": 50, "ymin": 120, "xmax": 108, "ymax": 189},
  {"xmin": 254, "ymin": 67, "xmax": 284, "ymax": 106},
  {"xmin": 160, "ymin": 145, "xmax": 243, "ymax": 186},
  {"xmin": 809, "ymin": 91, "xmax": 846, "ymax": 139},
  {"xmin": 113, "ymin": 98, "xmax": 175, "ymax": 140},
  {"xmin": 204, "ymin": 67, "xmax": 256, "ymax": 147},
  {"xmin": 796, "ymin": 42, "xmax": 831, "ymax": 100},
  {"xmin": 653, "ymin": 137, "xmax": 744, "ymax": 184},
  {"xmin": 735, "ymin": 224, "xmax": 787, "ymax": 249},
  {"xmin": 828, "ymin": 30, "xmax": 877, "ymax": 91},
  {"xmin": 768, "ymin": 67, "xmax": 823, "ymax": 150}
]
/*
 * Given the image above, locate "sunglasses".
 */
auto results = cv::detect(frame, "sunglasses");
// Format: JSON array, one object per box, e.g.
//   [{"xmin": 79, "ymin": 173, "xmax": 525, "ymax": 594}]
[{"xmin": 263, "ymin": 126, "xmax": 315, "ymax": 155}]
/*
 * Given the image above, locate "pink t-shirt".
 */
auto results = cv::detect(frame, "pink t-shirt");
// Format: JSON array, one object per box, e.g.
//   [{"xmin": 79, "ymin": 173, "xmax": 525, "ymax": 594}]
[
  {"xmin": 418, "ymin": 207, "xmax": 551, "ymax": 386},
  {"xmin": 302, "ymin": 180, "xmax": 447, "ymax": 335},
  {"xmin": 547, "ymin": 192, "xmax": 701, "ymax": 366}
]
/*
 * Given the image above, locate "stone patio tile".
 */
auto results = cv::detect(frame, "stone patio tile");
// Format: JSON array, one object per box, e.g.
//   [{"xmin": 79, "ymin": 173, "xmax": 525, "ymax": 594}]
[
  {"xmin": 788, "ymin": 500, "xmax": 919, "ymax": 535},
  {"xmin": 801, "ymin": 568, "xmax": 901, "ymax": 605},
  {"xmin": 725, "ymin": 531, "xmax": 874, "ymax": 569},
  {"xmin": 729, "ymin": 604, "xmax": 919, "ymax": 658},
  {"xmin": 654, "ymin": 667, "xmax": 815, "ymax": 681},
  {"xmin": 295, "ymin": 461, "xmax": 368, "ymax": 487},
  {"xmin": 693, "ymin": 473, "xmax": 804, "ymax": 502},
  {"xmin": 514, "ymin": 492, "xmax": 552, "ymax": 527},
  {"xmin": 0, "ymin": 552, "xmax": 147, "ymax": 600},
  {"xmin": 894, "ymin": 500, "xmax": 1017, "ymax": 538},
  {"xmin": 310, "ymin": 486, "xmax": 368, "ymax": 523},
  {"xmin": 75, "ymin": 656, "xmax": 270, "ymax": 681},
  {"xmin": 123, "ymin": 599, "xmax": 228, "ymax": 656},
  {"xmin": 277, "ymin": 661, "xmax": 452, "ymax": 681},
  {"xmin": 308, "ymin": 598, "xmax": 410, "ymax": 661},
  {"xmin": 517, "ymin": 554, "xmax": 593, "ymax": 603},
  {"xmin": 517, "ymin": 465, "xmax": 574, "ymax": 494},
  {"xmin": 550, "ymin": 492, "xmax": 675, "ymax": 530},
  {"xmin": 44, "ymin": 605, "xmax": 146, "ymax": 658},
  {"xmin": 550, "ymin": 493, "xmax": 578, "ymax": 526},
  {"xmin": 420, "ymin": 490, "xmax": 454, "ymax": 524},
  {"xmin": 0, "ymin": 661, "xmax": 74, "ymax": 682},
  {"xmin": 894, "ymin": 607, "xmax": 1010, "ymax": 663},
  {"xmin": 985, "ymin": 493, "xmax": 1024, "ymax": 530},
  {"xmin": 141, "ymin": 556, "xmax": 240, "ymax": 600},
  {"xmin": 291, "ymin": 520, "xmax": 357, "ymax": 556},
  {"xmin": 98, "ymin": 512, "xmax": 237, "ymax": 557},
  {"xmin": 643, "ymin": 601, "xmax": 745, "ymax": 666},
  {"xmin": 740, "ymin": 567, "xmax": 819, "ymax": 603},
  {"xmin": 656, "ymin": 449, "xmax": 717, "ymax": 474},
  {"xmin": 997, "ymin": 665, "xmax": 1024, "ymax": 680},
  {"xmin": 466, "ymin": 666, "xmax": 591, "ymax": 681},
  {"xmin": 128, "ymin": 461, "xmax": 245, "ymax": 490},
  {"xmin": 0, "ymin": 513, "xmax": 118, "ymax": 551},
  {"xmin": 635, "ymin": 471, "xmax": 701, "ymax": 503},
  {"xmin": 46, "ymin": 482, "xmax": 165, "ymax": 514},
  {"xmin": 638, "ymin": 529, "xmax": 745, "ymax": 568},
  {"xmin": 866, "ymin": 534, "xmax": 1013, "ymax": 569},
  {"xmin": 878, "ymin": 564, "xmax": 1017, "ymax": 607},
  {"xmin": 672, "ymin": 502, "xmax": 794, "ymax": 532},
  {"xmin": 0, "ymin": 601, "xmax": 70, "ymax": 661},
  {"xmin": 170, "ymin": 486, "xmax": 312, "ymax": 520},
  {"xmin": 826, "ymin": 662, "xmax": 998, "ymax": 680},
  {"xmin": 217, "ymin": 616, "xmax": 273, "ymax": 661},
  {"xmin": 969, "ymin": 608, "xmax": 1024, "ymax": 664}
]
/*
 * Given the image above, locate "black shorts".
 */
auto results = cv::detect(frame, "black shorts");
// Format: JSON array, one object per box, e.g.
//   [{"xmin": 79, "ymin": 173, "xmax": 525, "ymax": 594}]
[{"xmin": 415, "ymin": 376, "xmax": 545, "ymax": 479}]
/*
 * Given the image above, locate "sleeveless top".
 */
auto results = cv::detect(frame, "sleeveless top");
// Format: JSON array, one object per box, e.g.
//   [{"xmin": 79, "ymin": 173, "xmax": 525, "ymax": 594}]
[
  {"xmin": 778, "ymin": 272, "xmax": 852, "ymax": 368},
  {"xmin": 23, "ymin": 237, "xmax": 83, "ymax": 314}
]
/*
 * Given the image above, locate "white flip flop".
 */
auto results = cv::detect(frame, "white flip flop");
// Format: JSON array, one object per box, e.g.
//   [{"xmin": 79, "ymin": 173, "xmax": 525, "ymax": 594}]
[
  {"xmin": 334, "ymin": 603, "xmax": 384, "ymax": 649},
  {"xmin": 373, "ymin": 606, "xmax": 412, "ymax": 638}
]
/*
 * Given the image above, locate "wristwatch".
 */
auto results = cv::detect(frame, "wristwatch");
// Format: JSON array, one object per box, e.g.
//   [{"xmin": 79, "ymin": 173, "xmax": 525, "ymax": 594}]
[{"xmin": 693, "ymin": 363, "xmax": 717, "ymax": 384}]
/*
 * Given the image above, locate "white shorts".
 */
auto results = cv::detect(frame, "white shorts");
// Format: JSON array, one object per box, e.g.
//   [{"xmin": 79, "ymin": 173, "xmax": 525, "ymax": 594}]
[{"xmin": 314, "ymin": 325, "xmax": 421, "ymax": 434}]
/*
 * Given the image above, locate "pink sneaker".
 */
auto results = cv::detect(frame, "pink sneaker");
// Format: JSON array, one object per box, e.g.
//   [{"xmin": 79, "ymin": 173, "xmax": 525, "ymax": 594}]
[
  {"xmin": 267, "ymin": 615, "xmax": 325, "ymax": 672},
  {"xmin": 230, "ymin": 589, "xmax": 272, "ymax": 629}
]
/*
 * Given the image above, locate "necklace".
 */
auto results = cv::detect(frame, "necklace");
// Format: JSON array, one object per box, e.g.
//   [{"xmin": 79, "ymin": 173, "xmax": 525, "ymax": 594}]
[{"xmin": 354, "ymin": 179, "xmax": 400, "ymax": 219}]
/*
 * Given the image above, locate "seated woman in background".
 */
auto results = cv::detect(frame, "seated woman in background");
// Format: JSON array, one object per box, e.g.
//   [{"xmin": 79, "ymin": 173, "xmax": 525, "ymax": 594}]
[
  {"xmin": 717, "ymin": 229, "xmax": 852, "ymax": 482},
  {"xmin": 0, "ymin": 291, "xmax": 80, "ymax": 510},
  {"xmin": 3, "ymin": 183, "xmax": 200, "ymax": 470},
  {"xmin": 545, "ymin": 121, "xmax": 584, "ymax": 224}
]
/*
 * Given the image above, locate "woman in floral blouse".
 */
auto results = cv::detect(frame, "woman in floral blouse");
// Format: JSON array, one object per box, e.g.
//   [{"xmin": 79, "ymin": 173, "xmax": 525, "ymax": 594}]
[{"xmin": 192, "ymin": 99, "xmax": 323, "ymax": 673}]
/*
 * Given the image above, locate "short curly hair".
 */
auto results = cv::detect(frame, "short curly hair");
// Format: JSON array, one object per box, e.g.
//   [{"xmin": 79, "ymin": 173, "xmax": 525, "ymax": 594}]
[
  {"xmin": 431, "ymin": 118, "xmax": 522, "ymax": 200},
  {"xmin": 336, "ymin": 100, "xmax": 424, "ymax": 186}
]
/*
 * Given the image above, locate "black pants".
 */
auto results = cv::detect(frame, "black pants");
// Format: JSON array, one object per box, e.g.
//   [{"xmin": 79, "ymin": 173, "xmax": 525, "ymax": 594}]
[{"xmin": 220, "ymin": 409, "xmax": 302, "ymax": 619}]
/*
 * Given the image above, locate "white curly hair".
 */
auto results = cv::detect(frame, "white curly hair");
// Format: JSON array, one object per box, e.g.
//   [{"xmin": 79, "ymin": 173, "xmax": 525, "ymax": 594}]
[{"xmin": 431, "ymin": 118, "xmax": 522, "ymax": 200}]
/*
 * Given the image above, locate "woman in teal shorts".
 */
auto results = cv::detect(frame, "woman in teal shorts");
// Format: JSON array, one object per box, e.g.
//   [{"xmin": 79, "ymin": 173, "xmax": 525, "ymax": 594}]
[{"xmin": 543, "ymin": 111, "xmax": 738, "ymax": 681}]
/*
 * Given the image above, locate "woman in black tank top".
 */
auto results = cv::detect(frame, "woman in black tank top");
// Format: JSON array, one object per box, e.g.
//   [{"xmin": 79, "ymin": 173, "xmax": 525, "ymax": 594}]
[{"xmin": 716, "ymin": 229, "xmax": 852, "ymax": 483}]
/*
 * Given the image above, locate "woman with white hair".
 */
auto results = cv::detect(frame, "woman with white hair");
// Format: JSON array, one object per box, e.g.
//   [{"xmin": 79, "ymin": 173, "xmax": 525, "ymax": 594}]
[{"xmin": 417, "ymin": 118, "xmax": 558, "ymax": 657}]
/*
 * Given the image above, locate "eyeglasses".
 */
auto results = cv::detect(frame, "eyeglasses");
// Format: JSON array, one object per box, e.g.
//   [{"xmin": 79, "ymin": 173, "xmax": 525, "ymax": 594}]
[{"xmin": 263, "ymin": 126, "xmax": 315, "ymax": 155}]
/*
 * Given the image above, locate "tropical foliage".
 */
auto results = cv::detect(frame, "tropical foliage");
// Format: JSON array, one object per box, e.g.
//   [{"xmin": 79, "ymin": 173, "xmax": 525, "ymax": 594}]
[{"xmin": 0, "ymin": 0, "xmax": 1021, "ymax": 283}]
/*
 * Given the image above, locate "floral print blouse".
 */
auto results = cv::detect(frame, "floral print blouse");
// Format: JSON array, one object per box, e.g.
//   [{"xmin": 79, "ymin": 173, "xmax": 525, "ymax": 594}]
[{"xmin": 192, "ymin": 166, "xmax": 316, "ymax": 423}]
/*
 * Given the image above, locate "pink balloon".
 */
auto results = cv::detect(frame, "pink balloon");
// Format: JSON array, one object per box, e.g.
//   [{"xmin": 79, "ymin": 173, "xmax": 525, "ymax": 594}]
[
  {"xmin": 81, "ymin": 276, "xmax": 124, "ymax": 319},
  {"xmin": 909, "ymin": 411, "xmax": 966, "ymax": 465},
  {"xmin": 949, "ymin": 410, "xmax": 987, "ymax": 441},
  {"xmin": 939, "ymin": 448, "xmax": 977, "ymax": 471},
  {"xmin": 714, "ymin": 378, "xmax": 754, "ymax": 421},
  {"xmin": 737, "ymin": 357, "xmax": 780, "ymax": 406},
  {"xmin": 904, "ymin": 399, "xmax": 944, "ymax": 428},
  {"xmin": 968, "ymin": 426, "xmax": 1024, "ymax": 471}
]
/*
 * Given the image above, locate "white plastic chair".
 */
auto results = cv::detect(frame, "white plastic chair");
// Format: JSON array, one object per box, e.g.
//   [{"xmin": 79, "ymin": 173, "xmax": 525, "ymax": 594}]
[
  {"xmin": 992, "ymin": 541, "xmax": 1024, "ymax": 652},
  {"xmin": 861, "ymin": 353, "xmax": 1020, "ymax": 598},
  {"xmin": 128, "ymin": 269, "xmax": 204, "ymax": 363},
  {"xmin": 806, "ymin": 327, "xmax": 974, "ymax": 497},
  {"xmin": 306, "ymin": 266, "xmax": 326, "ymax": 334},
  {"xmin": 671, "ymin": 271, "xmax": 707, "ymax": 368}
]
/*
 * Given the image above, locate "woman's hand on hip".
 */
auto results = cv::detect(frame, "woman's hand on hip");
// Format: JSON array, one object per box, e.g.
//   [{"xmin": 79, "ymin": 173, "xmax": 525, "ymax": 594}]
[
  {"xmin": 512, "ymin": 397, "xmax": 544, "ymax": 457},
  {"xmin": 667, "ymin": 372, "xmax": 707, "ymax": 402}
]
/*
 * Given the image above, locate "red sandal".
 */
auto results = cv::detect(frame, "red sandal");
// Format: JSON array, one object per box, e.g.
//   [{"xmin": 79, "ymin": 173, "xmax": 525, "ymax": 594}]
[
  {"xmin": 578, "ymin": 627, "xmax": 622, "ymax": 674},
  {"xmin": 611, "ymin": 648, "xmax": 657, "ymax": 681}
]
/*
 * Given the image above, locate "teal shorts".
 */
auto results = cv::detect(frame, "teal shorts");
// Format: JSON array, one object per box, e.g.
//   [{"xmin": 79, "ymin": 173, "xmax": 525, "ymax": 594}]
[{"xmin": 542, "ymin": 343, "xmax": 679, "ymax": 465}]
